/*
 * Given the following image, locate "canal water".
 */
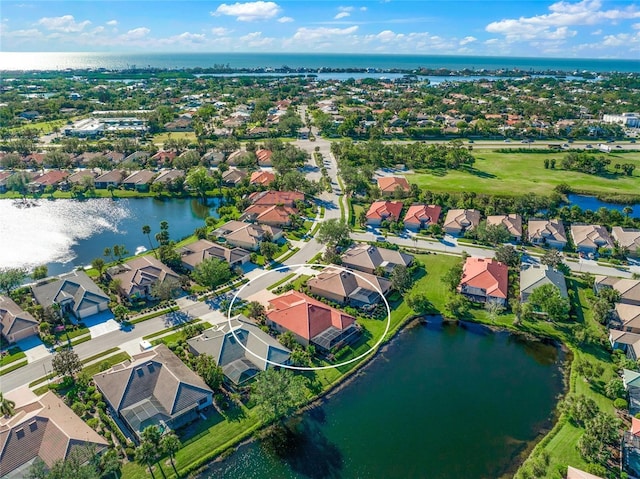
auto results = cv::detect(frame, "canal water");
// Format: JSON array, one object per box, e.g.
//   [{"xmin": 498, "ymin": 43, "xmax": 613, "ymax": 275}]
[
  {"xmin": 201, "ymin": 321, "xmax": 564, "ymax": 479},
  {"xmin": 0, "ymin": 197, "xmax": 219, "ymax": 276},
  {"xmin": 566, "ymin": 194, "xmax": 639, "ymax": 216}
]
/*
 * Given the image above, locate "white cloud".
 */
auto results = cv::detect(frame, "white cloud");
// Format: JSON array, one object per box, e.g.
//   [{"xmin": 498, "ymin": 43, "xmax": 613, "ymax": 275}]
[
  {"xmin": 37, "ymin": 15, "xmax": 90, "ymax": 32},
  {"xmin": 106, "ymin": 20, "xmax": 118, "ymax": 26},
  {"xmin": 239, "ymin": 31, "xmax": 274, "ymax": 47},
  {"xmin": 338, "ymin": 6, "xmax": 354, "ymax": 12},
  {"xmin": 592, "ymin": 29, "xmax": 602, "ymax": 35},
  {"xmin": 162, "ymin": 32, "xmax": 207, "ymax": 44},
  {"xmin": 360, "ymin": 6, "xmax": 367, "ymax": 11},
  {"xmin": 459, "ymin": 36, "xmax": 477, "ymax": 45},
  {"xmin": 334, "ymin": 12, "xmax": 350, "ymax": 20},
  {"xmin": 212, "ymin": 2, "xmax": 281, "ymax": 22},
  {"xmin": 278, "ymin": 16, "xmax": 294, "ymax": 23},
  {"xmin": 633, "ymin": 23, "xmax": 640, "ymax": 30},
  {"xmin": 211, "ymin": 27, "xmax": 232, "ymax": 36},
  {"xmin": 121, "ymin": 27, "xmax": 150, "ymax": 40},
  {"xmin": 292, "ymin": 26, "xmax": 358, "ymax": 42},
  {"xmin": 486, "ymin": 0, "xmax": 640, "ymax": 43}
]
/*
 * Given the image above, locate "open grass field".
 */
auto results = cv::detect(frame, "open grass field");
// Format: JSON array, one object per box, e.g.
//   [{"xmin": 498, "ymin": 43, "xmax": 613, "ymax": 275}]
[
  {"xmin": 408, "ymin": 150, "xmax": 640, "ymax": 196},
  {"xmin": 151, "ymin": 131, "xmax": 197, "ymax": 145}
]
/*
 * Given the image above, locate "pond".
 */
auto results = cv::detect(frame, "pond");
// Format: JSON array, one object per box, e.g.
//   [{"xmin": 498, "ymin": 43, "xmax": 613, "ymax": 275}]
[
  {"xmin": 0, "ymin": 197, "xmax": 220, "ymax": 276},
  {"xmin": 200, "ymin": 320, "xmax": 564, "ymax": 479},
  {"xmin": 566, "ymin": 194, "xmax": 639, "ymax": 217}
]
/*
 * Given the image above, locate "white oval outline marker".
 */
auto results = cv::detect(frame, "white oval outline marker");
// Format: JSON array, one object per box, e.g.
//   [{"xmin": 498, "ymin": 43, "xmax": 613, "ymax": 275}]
[{"xmin": 227, "ymin": 263, "xmax": 391, "ymax": 371}]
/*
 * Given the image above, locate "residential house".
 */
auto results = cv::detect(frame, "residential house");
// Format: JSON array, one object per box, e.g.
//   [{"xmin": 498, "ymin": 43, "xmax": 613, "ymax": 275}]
[
  {"xmin": 179, "ymin": 239, "xmax": 250, "ymax": 270},
  {"xmin": 486, "ymin": 214, "xmax": 523, "ymax": 242},
  {"xmin": 93, "ymin": 344, "xmax": 213, "ymax": 440},
  {"xmin": 249, "ymin": 170, "xmax": 276, "ymax": 186},
  {"xmin": 377, "ymin": 176, "xmax": 410, "ymax": 197},
  {"xmin": 187, "ymin": 314, "xmax": 291, "ymax": 386},
  {"xmin": 528, "ymin": 219, "xmax": 567, "ymax": 249},
  {"xmin": 31, "ymin": 271, "xmax": 110, "ymax": 319},
  {"xmin": 201, "ymin": 150, "xmax": 224, "ymax": 166},
  {"xmin": 403, "ymin": 204, "xmax": 442, "ymax": 232},
  {"xmin": 624, "ymin": 369, "xmax": 640, "ymax": 416},
  {"xmin": 566, "ymin": 466, "xmax": 605, "ymax": 479},
  {"xmin": 443, "ymin": 209, "xmax": 481, "ymax": 236},
  {"xmin": 609, "ymin": 329, "xmax": 640, "ymax": 360},
  {"xmin": 0, "ymin": 296, "xmax": 39, "ymax": 343},
  {"xmin": 0, "ymin": 171, "xmax": 13, "ymax": 193},
  {"xmin": 612, "ymin": 303, "xmax": 640, "ymax": 334},
  {"xmin": 612, "ymin": 227, "xmax": 640, "ymax": 257},
  {"xmin": 594, "ymin": 277, "xmax": 640, "ymax": 306},
  {"xmin": 519, "ymin": 264, "xmax": 568, "ymax": 303},
  {"xmin": 212, "ymin": 220, "xmax": 283, "ymax": 251},
  {"xmin": 248, "ymin": 190, "xmax": 305, "ymax": 207},
  {"xmin": 255, "ymin": 149, "xmax": 273, "ymax": 167},
  {"xmin": 341, "ymin": 244, "xmax": 414, "ymax": 275},
  {"xmin": 222, "ymin": 168, "xmax": 248, "ymax": 186},
  {"xmin": 570, "ymin": 224, "xmax": 614, "ymax": 254},
  {"xmin": 30, "ymin": 170, "xmax": 69, "ymax": 192},
  {"xmin": 164, "ymin": 117, "xmax": 193, "ymax": 132},
  {"xmin": 123, "ymin": 151, "xmax": 150, "ymax": 165},
  {"xmin": 66, "ymin": 170, "xmax": 97, "ymax": 186},
  {"xmin": 458, "ymin": 257, "xmax": 509, "ymax": 306},
  {"xmin": 150, "ymin": 150, "xmax": 177, "ymax": 166},
  {"xmin": 307, "ymin": 267, "xmax": 391, "ymax": 307},
  {"xmin": 365, "ymin": 201, "xmax": 404, "ymax": 227},
  {"xmin": 266, "ymin": 291, "xmax": 358, "ymax": 352},
  {"xmin": 153, "ymin": 169, "xmax": 185, "ymax": 186},
  {"xmin": 0, "ymin": 387, "xmax": 108, "ymax": 478},
  {"xmin": 107, "ymin": 256, "xmax": 180, "ymax": 300},
  {"xmin": 241, "ymin": 204, "xmax": 297, "ymax": 227},
  {"xmin": 94, "ymin": 170, "xmax": 125, "ymax": 189},
  {"xmin": 226, "ymin": 150, "xmax": 251, "ymax": 166},
  {"xmin": 122, "ymin": 170, "xmax": 156, "ymax": 192},
  {"xmin": 624, "ymin": 418, "xmax": 640, "ymax": 478}
]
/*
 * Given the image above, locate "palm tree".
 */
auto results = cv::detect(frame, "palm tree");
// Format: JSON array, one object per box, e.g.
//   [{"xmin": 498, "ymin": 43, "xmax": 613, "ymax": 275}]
[
  {"xmin": 624, "ymin": 206, "xmax": 633, "ymax": 218},
  {"xmin": 0, "ymin": 393, "xmax": 15, "ymax": 417},
  {"xmin": 135, "ymin": 441, "xmax": 158, "ymax": 479},
  {"xmin": 107, "ymin": 184, "xmax": 116, "ymax": 198},
  {"xmin": 160, "ymin": 433, "xmax": 181, "ymax": 474},
  {"xmin": 91, "ymin": 257, "xmax": 106, "ymax": 280},
  {"xmin": 142, "ymin": 225, "xmax": 157, "ymax": 258}
]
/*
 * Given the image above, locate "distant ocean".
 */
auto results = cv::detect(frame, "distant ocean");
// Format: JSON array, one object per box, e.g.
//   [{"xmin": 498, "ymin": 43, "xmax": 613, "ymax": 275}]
[{"xmin": 2, "ymin": 52, "xmax": 640, "ymax": 73}]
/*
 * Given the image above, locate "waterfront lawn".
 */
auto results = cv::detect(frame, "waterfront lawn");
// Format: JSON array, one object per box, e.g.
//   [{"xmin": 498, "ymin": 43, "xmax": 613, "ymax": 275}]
[{"xmin": 407, "ymin": 150, "xmax": 640, "ymax": 196}]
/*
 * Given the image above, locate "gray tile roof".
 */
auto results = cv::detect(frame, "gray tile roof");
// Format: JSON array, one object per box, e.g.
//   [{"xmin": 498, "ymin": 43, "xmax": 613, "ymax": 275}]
[
  {"xmin": 31, "ymin": 271, "xmax": 109, "ymax": 318},
  {"xmin": 187, "ymin": 315, "xmax": 290, "ymax": 385}
]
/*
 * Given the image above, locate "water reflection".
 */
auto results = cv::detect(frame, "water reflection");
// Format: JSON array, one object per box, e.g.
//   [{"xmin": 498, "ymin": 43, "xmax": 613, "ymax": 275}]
[{"xmin": 260, "ymin": 419, "xmax": 344, "ymax": 479}]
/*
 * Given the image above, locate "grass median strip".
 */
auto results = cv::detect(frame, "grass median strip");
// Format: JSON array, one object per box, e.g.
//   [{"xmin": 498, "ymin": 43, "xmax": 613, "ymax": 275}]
[
  {"xmin": 143, "ymin": 318, "xmax": 202, "ymax": 340},
  {"xmin": 0, "ymin": 347, "xmax": 26, "ymax": 367},
  {"xmin": 267, "ymin": 273, "xmax": 296, "ymax": 291},
  {"xmin": 131, "ymin": 305, "xmax": 179, "ymax": 324},
  {"xmin": 0, "ymin": 360, "xmax": 28, "ymax": 376}
]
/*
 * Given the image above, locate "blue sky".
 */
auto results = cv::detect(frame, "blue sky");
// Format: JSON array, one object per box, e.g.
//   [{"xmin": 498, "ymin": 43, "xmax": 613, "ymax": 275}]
[{"xmin": 1, "ymin": 0, "xmax": 639, "ymax": 57}]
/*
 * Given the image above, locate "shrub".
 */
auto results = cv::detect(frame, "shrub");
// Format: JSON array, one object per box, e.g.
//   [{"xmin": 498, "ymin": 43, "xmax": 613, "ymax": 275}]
[
  {"xmin": 86, "ymin": 418, "xmax": 99, "ymax": 430},
  {"xmin": 614, "ymin": 398, "xmax": 628, "ymax": 410}
]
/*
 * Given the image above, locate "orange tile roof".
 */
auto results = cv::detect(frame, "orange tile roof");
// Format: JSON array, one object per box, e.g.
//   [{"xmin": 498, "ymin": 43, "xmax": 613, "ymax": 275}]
[
  {"xmin": 366, "ymin": 201, "xmax": 403, "ymax": 221},
  {"xmin": 249, "ymin": 170, "xmax": 276, "ymax": 186},
  {"xmin": 459, "ymin": 257, "xmax": 509, "ymax": 299},
  {"xmin": 255, "ymin": 149, "xmax": 273, "ymax": 164},
  {"xmin": 403, "ymin": 204, "xmax": 441, "ymax": 226},
  {"xmin": 377, "ymin": 176, "xmax": 410, "ymax": 193},
  {"xmin": 243, "ymin": 204, "xmax": 297, "ymax": 224},
  {"xmin": 267, "ymin": 291, "xmax": 355, "ymax": 340},
  {"xmin": 249, "ymin": 190, "xmax": 304, "ymax": 206},
  {"xmin": 632, "ymin": 417, "xmax": 640, "ymax": 436}
]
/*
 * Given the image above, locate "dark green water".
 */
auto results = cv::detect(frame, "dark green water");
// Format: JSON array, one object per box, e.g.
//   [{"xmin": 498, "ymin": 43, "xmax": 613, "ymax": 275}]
[{"xmin": 202, "ymin": 321, "xmax": 564, "ymax": 479}]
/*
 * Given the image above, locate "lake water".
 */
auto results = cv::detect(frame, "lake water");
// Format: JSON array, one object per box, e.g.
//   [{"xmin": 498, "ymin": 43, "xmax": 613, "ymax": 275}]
[
  {"xmin": 201, "ymin": 321, "xmax": 564, "ymax": 479},
  {"xmin": 0, "ymin": 197, "xmax": 219, "ymax": 276},
  {"xmin": 566, "ymin": 194, "xmax": 639, "ymax": 216}
]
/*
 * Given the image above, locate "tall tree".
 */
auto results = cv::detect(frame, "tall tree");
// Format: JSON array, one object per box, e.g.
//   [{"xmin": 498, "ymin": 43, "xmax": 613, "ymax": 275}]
[
  {"xmin": 390, "ymin": 265, "xmax": 413, "ymax": 293},
  {"xmin": 0, "ymin": 268, "xmax": 26, "ymax": 294},
  {"xmin": 31, "ymin": 265, "xmax": 48, "ymax": 281},
  {"xmin": 251, "ymin": 368, "xmax": 307, "ymax": 423},
  {"xmin": 52, "ymin": 349, "xmax": 82, "ymax": 378},
  {"xmin": 0, "ymin": 392, "xmax": 16, "ymax": 417},
  {"xmin": 134, "ymin": 441, "xmax": 159, "ymax": 479},
  {"xmin": 316, "ymin": 219, "xmax": 351, "ymax": 247},
  {"xmin": 91, "ymin": 258, "xmax": 105, "ymax": 280},
  {"xmin": 160, "ymin": 433, "xmax": 181, "ymax": 474},
  {"xmin": 142, "ymin": 225, "xmax": 157, "ymax": 258},
  {"xmin": 192, "ymin": 258, "xmax": 232, "ymax": 289},
  {"xmin": 541, "ymin": 249, "xmax": 564, "ymax": 269},
  {"xmin": 186, "ymin": 166, "xmax": 214, "ymax": 200}
]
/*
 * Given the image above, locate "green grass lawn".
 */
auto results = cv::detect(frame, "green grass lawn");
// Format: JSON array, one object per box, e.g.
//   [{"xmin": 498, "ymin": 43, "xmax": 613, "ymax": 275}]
[
  {"xmin": 408, "ymin": 150, "xmax": 640, "ymax": 196},
  {"xmin": 0, "ymin": 347, "xmax": 25, "ymax": 367},
  {"xmin": 151, "ymin": 131, "xmax": 197, "ymax": 144}
]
